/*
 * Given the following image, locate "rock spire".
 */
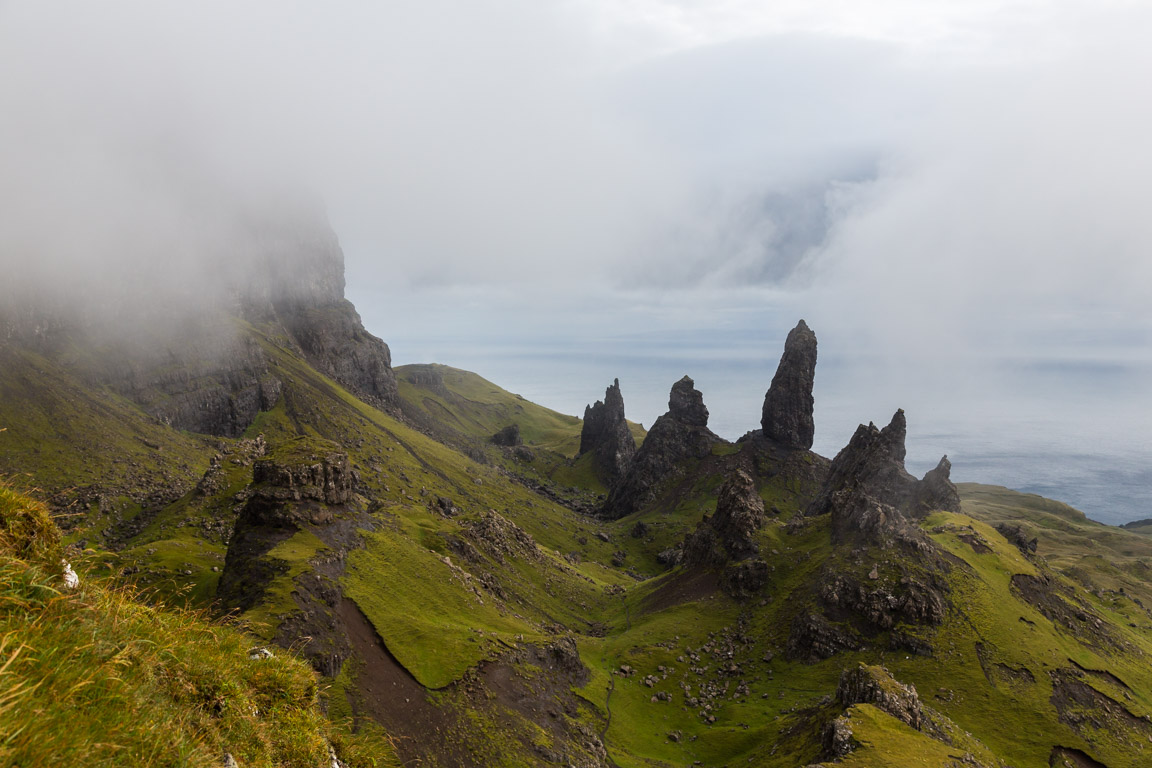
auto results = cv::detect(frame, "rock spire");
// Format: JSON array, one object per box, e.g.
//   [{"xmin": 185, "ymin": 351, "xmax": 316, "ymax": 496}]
[
  {"xmin": 600, "ymin": 376, "xmax": 722, "ymax": 519},
  {"xmin": 761, "ymin": 319, "xmax": 818, "ymax": 450},
  {"xmin": 578, "ymin": 379, "xmax": 636, "ymax": 483}
]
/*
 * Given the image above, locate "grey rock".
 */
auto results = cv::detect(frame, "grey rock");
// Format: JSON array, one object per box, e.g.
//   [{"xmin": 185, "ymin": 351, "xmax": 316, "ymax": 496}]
[
  {"xmin": 761, "ymin": 319, "xmax": 818, "ymax": 450},
  {"xmin": 600, "ymin": 377, "xmax": 723, "ymax": 519},
  {"xmin": 579, "ymin": 379, "xmax": 637, "ymax": 484},
  {"xmin": 682, "ymin": 470, "xmax": 766, "ymax": 566}
]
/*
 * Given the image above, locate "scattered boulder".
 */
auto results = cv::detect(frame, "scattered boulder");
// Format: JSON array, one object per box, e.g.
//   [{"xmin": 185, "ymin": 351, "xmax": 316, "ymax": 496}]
[
  {"xmin": 491, "ymin": 424, "xmax": 522, "ymax": 447},
  {"xmin": 600, "ymin": 377, "xmax": 723, "ymax": 519},
  {"xmin": 578, "ymin": 378, "xmax": 637, "ymax": 484},
  {"xmin": 761, "ymin": 320, "xmax": 818, "ymax": 450}
]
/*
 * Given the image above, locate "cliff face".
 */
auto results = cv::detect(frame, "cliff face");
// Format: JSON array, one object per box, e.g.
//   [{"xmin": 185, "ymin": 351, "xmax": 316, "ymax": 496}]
[
  {"xmin": 0, "ymin": 212, "xmax": 397, "ymax": 437},
  {"xmin": 578, "ymin": 378, "xmax": 636, "ymax": 485}
]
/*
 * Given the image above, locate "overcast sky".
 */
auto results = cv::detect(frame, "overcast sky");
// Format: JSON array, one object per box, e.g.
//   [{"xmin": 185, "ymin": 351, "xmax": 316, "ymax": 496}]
[{"xmin": 1, "ymin": 1, "xmax": 1150, "ymax": 517}]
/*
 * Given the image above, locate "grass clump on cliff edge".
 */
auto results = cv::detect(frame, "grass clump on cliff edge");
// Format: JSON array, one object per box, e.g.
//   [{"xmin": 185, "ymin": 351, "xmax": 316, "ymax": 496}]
[{"xmin": 0, "ymin": 483, "xmax": 398, "ymax": 767}]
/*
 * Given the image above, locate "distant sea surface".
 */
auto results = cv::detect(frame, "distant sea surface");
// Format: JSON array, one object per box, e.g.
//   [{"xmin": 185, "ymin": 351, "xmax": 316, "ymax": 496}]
[{"xmin": 383, "ymin": 332, "xmax": 1151, "ymax": 527}]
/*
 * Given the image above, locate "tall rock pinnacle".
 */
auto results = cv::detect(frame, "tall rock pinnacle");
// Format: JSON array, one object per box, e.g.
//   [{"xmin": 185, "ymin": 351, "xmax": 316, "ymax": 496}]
[
  {"xmin": 579, "ymin": 378, "xmax": 637, "ymax": 484},
  {"xmin": 762, "ymin": 319, "xmax": 818, "ymax": 450}
]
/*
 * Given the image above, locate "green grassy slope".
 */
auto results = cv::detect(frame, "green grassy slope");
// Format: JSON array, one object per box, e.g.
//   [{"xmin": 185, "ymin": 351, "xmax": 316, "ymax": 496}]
[
  {"xmin": 960, "ymin": 483, "xmax": 1152, "ymax": 609},
  {"xmin": 8, "ymin": 326, "xmax": 1152, "ymax": 767},
  {"xmin": 0, "ymin": 482, "xmax": 398, "ymax": 768}
]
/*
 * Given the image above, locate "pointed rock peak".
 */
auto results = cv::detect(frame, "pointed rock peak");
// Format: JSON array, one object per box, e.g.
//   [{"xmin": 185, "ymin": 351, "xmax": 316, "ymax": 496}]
[
  {"xmin": 579, "ymin": 377, "xmax": 637, "ymax": 483},
  {"xmin": 762, "ymin": 319, "xmax": 818, "ymax": 450},
  {"xmin": 917, "ymin": 454, "xmax": 961, "ymax": 514},
  {"xmin": 880, "ymin": 409, "xmax": 907, "ymax": 465},
  {"xmin": 669, "ymin": 375, "xmax": 709, "ymax": 427}
]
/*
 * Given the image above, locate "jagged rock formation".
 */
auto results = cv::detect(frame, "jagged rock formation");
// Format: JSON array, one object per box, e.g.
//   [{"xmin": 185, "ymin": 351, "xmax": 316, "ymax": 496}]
[
  {"xmin": 808, "ymin": 409, "xmax": 960, "ymax": 545},
  {"xmin": 761, "ymin": 319, "xmax": 817, "ymax": 449},
  {"xmin": 837, "ymin": 663, "xmax": 925, "ymax": 730},
  {"xmin": 578, "ymin": 379, "xmax": 636, "ymax": 484},
  {"xmin": 600, "ymin": 376, "xmax": 722, "ymax": 519},
  {"xmin": 682, "ymin": 470, "xmax": 766, "ymax": 566}
]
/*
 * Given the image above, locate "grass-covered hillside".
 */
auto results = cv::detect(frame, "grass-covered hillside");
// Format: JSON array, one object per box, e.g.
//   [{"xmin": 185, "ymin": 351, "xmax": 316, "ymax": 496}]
[
  {"xmin": 6, "ymin": 314, "xmax": 1152, "ymax": 767},
  {"xmin": 0, "ymin": 481, "xmax": 398, "ymax": 768}
]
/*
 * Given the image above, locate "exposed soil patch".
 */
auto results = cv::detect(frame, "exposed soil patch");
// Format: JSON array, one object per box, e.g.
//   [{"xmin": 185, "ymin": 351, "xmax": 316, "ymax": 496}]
[
  {"xmin": 1049, "ymin": 668, "xmax": 1152, "ymax": 742},
  {"xmin": 1011, "ymin": 574, "xmax": 1119, "ymax": 650},
  {"xmin": 1049, "ymin": 746, "xmax": 1111, "ymax": 768},
  {"xmin": 639, "ymin": 568, "xmax": 719, "ymax": 614},
  {"xmin": 974, "ymin": 642, "xmax": 1035, "ymax": 689},
  {"xmin": 338, "ymin": 598, "xmax": 463, "ymax": 767}
]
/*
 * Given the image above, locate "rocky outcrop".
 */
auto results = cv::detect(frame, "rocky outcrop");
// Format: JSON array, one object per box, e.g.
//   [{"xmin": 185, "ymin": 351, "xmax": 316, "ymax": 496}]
[
  {"xmin": 491, "ymin": 424, "xmax": 523, "ymax": 447},
  {"xmin": 787, "ymin": 614, "xmax": 862, "ymax": 662},
  {"xmin": 217, "ymin": 441, "xmax": 355, "ymax": 613},
  {"xmin": 600, "ymin": 377, "xmax": 722, "ymax": 519},
  {"xmin": 808, "ymin": 409, "xmax": 960, "ymax": 545},
  {"xmin": 273, "ymin": 298, "xmax": 398, "ymax": 412},
  {"xmin": 761, "ymin": 320, "xmax": 817, "ymax": 450},
  {"xmin": 578, "ymin": 379, "xmax": 636, "ymax": 484},
  {"xmin": 682, "ymin": 470, "xmax": 766, "ymax": 566},
  {"xmin": 821, "ymin": 664, "xmax": 924, "ymax": 759}
]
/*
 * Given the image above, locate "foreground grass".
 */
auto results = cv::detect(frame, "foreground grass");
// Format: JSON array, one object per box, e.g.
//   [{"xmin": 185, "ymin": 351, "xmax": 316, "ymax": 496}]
[{"xmin": 0, "ymin": 483, "xmax": 398, "ymax": 767}]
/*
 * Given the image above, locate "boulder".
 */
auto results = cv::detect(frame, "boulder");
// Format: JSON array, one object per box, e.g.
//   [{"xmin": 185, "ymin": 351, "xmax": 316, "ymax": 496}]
[{"xmin": 491, "ymin": 424, "xmax": 522, "ymax": 446}]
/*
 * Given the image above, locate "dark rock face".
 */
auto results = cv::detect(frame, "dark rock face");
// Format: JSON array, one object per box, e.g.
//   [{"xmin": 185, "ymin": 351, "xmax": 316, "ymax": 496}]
[
  {"xmin": 836, "ymin": 664, "xmax": 924, "ymax": 730},
  {"xmin": 720, "ymin": 558, "xmax": 770, "ymax": 598},
  {"xmin": 217, "ymin": 444, "xmax": 355, "ymax": 613},
  {"xmin": 600, "ymin": 377, "xmax": 722, "ymax": 519},
  {"xmin": 808, "ymin": 409, "xmax": 960, "ymax": 545},
  {"xmin": 491, "ymin": 424, "xmax": 523, "ymax": 447},
  {"xmin": 761, "ymin": 319, "xmax": 817, "ymax": 450},
  {"xmin": 578, "ymin": 379, "xmax": 636, "ymax": 484},
  {"xmin": 997, "ymin": 523, "xmax": 1038, "ymax": 555},
  {"xmin": 787, "ymin": 614, "xmax": 862, "ymax": 662},
  {"xmin": 818, "ymin": 572, "xmax": 947, "ymax": 630},
  {"xmin": 668, "ymin": 376, "xmax": 709, "ymax": 427},
  {"xmin": 682, "ymin": 470, "xmax": 766, "ymax": 566},
  {"xmin": 89, "ymin": 330, "xmax": 284, "ymax": 437},
  {"xmin": 274, "ymin": 298, "xmax": 398, "ymax": 412}
]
